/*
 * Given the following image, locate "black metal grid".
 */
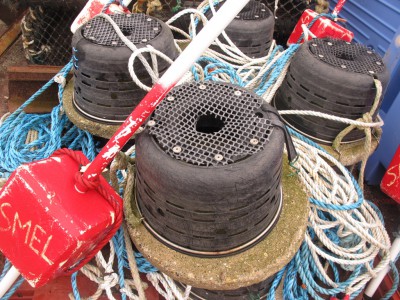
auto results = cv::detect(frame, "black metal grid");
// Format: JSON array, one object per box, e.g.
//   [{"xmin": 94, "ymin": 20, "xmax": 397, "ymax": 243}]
[
  {"xmin": 149, "ymin": 81, "xmax": 274, "ymax": 166},
  {"xmin": 82, "ymin": 14, "xmax": 162, "ymax": 47},
  {"xmin": 215, "ymin": 0, "xmax": 271, "ymax": 20},
  {"xmin": 309, "ymin": 38, "xmax": 385, "ymax": 75}
]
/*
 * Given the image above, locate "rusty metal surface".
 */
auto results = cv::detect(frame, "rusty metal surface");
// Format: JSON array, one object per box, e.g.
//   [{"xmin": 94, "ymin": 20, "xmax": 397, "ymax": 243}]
[{"xmin": 7, "ymin": 65, "xmax": 72, "ymax": 113}]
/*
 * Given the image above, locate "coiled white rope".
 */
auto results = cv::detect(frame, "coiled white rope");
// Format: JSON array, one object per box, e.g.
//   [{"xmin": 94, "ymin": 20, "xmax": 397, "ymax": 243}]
[{"xmin": 290, "ymin": 133, "xmax": 391, "ymax": 296}]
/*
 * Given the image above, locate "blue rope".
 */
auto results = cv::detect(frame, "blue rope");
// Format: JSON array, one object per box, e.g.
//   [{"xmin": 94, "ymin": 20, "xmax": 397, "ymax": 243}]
[
  {"xmin": 0, "ymin": 277, "xmax": 25, "ymax": 300},
  {"xmin": 256, "ymin": 44, "xmax": 299, "ymax": 96},
  {"xmin": 0, "ymin": 60, "xmax": 97, "ymax": 178},
  {"xmin": 135, "ymin": 252, "xmax": 158, "ymax": 273},
  {"xmin": 381, "ymin": 252, "xmax": 400, "ymax": 300},
  {"xmin": 0, "ymin": 260, "xmax": 11, "ymax": 281},
  {"xmin": 113, "ymin": 228, "xmax": 127, "ymax": 300},
  {"xmin": 265, "ymin": 267, "xmax": 286, "ymax": 300},
  {"xmin": 71, "ymin": 272, "xmax": 81, "ymax": 300},
  {"xmin": 296, "ymin": 13, "xmax": 335, "ymax": 44}
]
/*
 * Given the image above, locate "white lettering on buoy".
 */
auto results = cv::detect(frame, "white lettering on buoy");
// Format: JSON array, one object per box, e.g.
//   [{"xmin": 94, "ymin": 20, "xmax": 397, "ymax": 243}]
[{"xmin": 0, "ymin": 203, "xmax": 54, "ymax": 265}]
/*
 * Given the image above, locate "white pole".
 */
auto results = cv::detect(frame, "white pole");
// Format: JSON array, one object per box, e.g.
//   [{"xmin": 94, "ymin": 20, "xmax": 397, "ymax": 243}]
[
  {"xmin": 364, "ymin": 236, "xmax": 400, "ymax": 297},
  {"xmin": 158, "ymin": 0, "xmax": 250, "ymax": 88},
  {"xmin": 0, "ymin": 266, "xmax": 20, "ymax": 298}
]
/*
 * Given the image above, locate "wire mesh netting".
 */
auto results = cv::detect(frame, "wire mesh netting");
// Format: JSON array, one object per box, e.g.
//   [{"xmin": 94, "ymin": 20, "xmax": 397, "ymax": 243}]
[
  {"xmin": 21, "ymin": 2, "xmax": 85, "ymax": 65},
  {"xmin": 132, "ymin": 0, "xmax": 183, "ymax": 20},
  {"xmin": 258, "ymin": 0, "xmax": 330, "ymax": 45}
]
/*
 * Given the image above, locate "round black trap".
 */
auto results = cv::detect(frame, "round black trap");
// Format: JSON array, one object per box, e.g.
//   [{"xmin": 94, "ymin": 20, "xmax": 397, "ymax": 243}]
[
  {"xmin": 72, "ymin": 13, "xmax": 178, "ymax": 124},
  {"xmin": 260, "ymin": 0, "xmax": 309, "ymax": 46},
  {"xmin": 135, "ymin": 81, "xmax": 286, "ymax": 257},
  {"xmin": 177, "ymin": 275, "xmax": 274, "ymax": 300},
  {"xmin": 274, "ymin": 38, "xmax": 389, "ymax": 144},
  {"xmin": 205, "ymin": 0, "xmax": 275, "ymax": 58}
]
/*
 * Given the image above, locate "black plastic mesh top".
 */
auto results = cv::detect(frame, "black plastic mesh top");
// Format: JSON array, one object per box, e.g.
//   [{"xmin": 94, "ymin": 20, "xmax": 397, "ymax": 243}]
[
  {"xmin": 82, "ymin": 14, "xmax": 161, "ymax": 46},
  {"xmin": 215, "ymin": 0, "xmax": 271, "ymax": 20},
  {"xmin": 309, "ymin": 38, "xmax": 385, "ymax": 75},
  {"xmin": 149, "ymin": 82, "xmax": 274, "ymax": 166}
]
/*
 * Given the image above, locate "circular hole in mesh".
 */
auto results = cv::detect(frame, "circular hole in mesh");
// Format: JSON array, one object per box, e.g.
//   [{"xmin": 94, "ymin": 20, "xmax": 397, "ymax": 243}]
[
  {"xmin": 309, "ymin": 38, "xmax": 385, "ymax": 74},
  {"xmin": 334, "ymin": 49, "xmax": 357, "ymax": 61},
  {"xmin": 196, "ymin": 114, "xmax": 225, "ymax": 134},
  {"xmin": 255, "ymin": 111, "xmax": 264, "ymax": 118},
  {"xmin": 149, "ymin": 82, "xmax": 274, "ymax": 166},
  {"xmin": 121, "ymin": 29, "xmax": 131, "ymax": 36}
]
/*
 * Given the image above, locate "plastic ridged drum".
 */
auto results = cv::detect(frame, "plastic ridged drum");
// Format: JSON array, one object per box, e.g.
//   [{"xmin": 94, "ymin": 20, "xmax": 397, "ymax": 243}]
[
  {"xmin": 135, "ymin": 81, "xmax": 285, "ymax": 257},
  {"xmin": 206, "ymin": 0, "xmax": 275, "ymax": 58},
  {"xmin": 72, "ymin": 13, "xmax": 178, "ymax": 123},
  {"xmin": 274, "ymin": 38, "xmax": 388, "ymax": 144}
]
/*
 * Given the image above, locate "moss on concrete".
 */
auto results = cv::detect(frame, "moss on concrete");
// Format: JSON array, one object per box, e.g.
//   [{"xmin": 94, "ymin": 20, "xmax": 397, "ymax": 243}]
[
  {"xmin": 124, "ymin": 157, "xmax": 309, "ymax": 290},
  {"xmin": 322, "ymin": 135, "xmax": 380, "ymax": 166}
]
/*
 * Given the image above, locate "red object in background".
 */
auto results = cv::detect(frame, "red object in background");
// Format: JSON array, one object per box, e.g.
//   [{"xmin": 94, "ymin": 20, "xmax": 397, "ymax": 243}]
[
  {"xmin": 287, "ymin": 9, "xmax": 354, "ymax": 44},
  {"xmin": 381, "ymin": 146, "xmax": 400, "ymax": 204},
  {"xmin": 10, "ymin": 274, "xmax": 162, "ymax": 300},
  {"xmin": 0, "ymin": 151, "xmax": 122, "ymax": 287},
  {"xmin": 71, "ymin": 0, "xmax": 130, "ymax": 33}
]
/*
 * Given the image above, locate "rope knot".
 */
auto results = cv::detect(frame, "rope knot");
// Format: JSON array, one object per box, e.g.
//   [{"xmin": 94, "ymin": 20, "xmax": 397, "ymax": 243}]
[
  {"xmin": 74, "ymin": 170, "xmax": 100, "ymax": 193},
  {"xmin": 114, "ymin": 152, "xmax": 132, "ymax": 170},
  {"xmin": 99, "ymin": 273, "xmax": 119, "ymax": 300},
  {"xmin": 357, "ymin": 112, "xmax": 373, "ymax": 131},
  {"xmin": 54, "ymin": 74, "xmax": 66, "ymax": 88},
  {"xmin": 99, "ymin": 273, "xmax": 119, "ymax": 290}
]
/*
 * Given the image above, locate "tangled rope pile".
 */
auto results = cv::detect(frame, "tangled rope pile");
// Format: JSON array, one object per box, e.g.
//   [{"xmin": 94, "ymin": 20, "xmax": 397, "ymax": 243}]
[
  {"xmin": 0, "ymin": 0, "xmax": 398, "ymax": 299},
  {"xmin": 265, "ymin": 129, "xmax": 391, "ymax": 299}
]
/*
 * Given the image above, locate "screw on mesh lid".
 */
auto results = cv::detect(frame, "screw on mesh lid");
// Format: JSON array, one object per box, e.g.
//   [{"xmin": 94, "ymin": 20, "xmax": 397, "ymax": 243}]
[
  {"xmin": 82, "ymin": 14, "xmax": 161, "ymax": 46},
  {"xmin": 309, "ymin": 38, "xmax": 385, "ymax": 75},
  {"xmin": 213, "ymin": 0, "xmax": 271, "ymax": 20},
  {"xmin": 148, "ymin": 81, "xmax": 282, "ymax": 167}
]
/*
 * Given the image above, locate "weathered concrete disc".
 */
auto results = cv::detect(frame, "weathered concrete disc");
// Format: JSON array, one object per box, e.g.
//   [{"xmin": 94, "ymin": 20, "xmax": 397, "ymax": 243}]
[
  {"xmin": 321, "ymin": 134, "xmax": 380, "ymax": 166},
  {"xmin": 124, "ymin": 159, "xmax": 309, "ymax": 290},
  {"xmin": 63, "ymin": 79, "xmax": 123, "ymax": 139}
]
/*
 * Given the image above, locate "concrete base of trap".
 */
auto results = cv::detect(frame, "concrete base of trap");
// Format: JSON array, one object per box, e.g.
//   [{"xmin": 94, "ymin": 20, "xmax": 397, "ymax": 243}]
[
  {"xmin": 124, "ymin": 159, "xmax": 309, "ymax": 290},
  {"xmin": 63, "ymin": 80, "xmax": 123, "ymax": 139},
  {"xmin": 321, "ymin": 134, "xmax": 380, "ymax": 166}
]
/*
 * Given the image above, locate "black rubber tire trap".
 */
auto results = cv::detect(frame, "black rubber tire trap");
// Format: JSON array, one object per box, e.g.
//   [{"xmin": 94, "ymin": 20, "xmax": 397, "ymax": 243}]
[
  {"xmin": 203, "ymin": 0, "xmax": 275, "ymax": 58},
  {"xmin": 72, "ymin": 13, "xmax": 178, "ymax": 124},
  {"xmin": 274, "ymin": 38, "xmax": 388, "ymax": 144},
  {"xmin": 135, "ymin": 81, "xmax": 291, "ymax": 257}
]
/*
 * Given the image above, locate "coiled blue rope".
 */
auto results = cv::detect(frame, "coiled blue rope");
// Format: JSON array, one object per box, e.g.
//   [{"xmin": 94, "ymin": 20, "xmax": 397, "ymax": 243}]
[
  {"xmin": 0, "ymin": 61, "xmax": 97, "ymax": 178},
  {"xmin": 113, "ymin": 228, "xmax": 128, "ymax": 300}
]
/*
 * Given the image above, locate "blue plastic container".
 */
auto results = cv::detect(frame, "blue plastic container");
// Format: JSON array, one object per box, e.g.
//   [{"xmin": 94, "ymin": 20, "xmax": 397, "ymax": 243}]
[{"xmin": 330, "ymin": 0, "xmax": 400, "ymax": 185}]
